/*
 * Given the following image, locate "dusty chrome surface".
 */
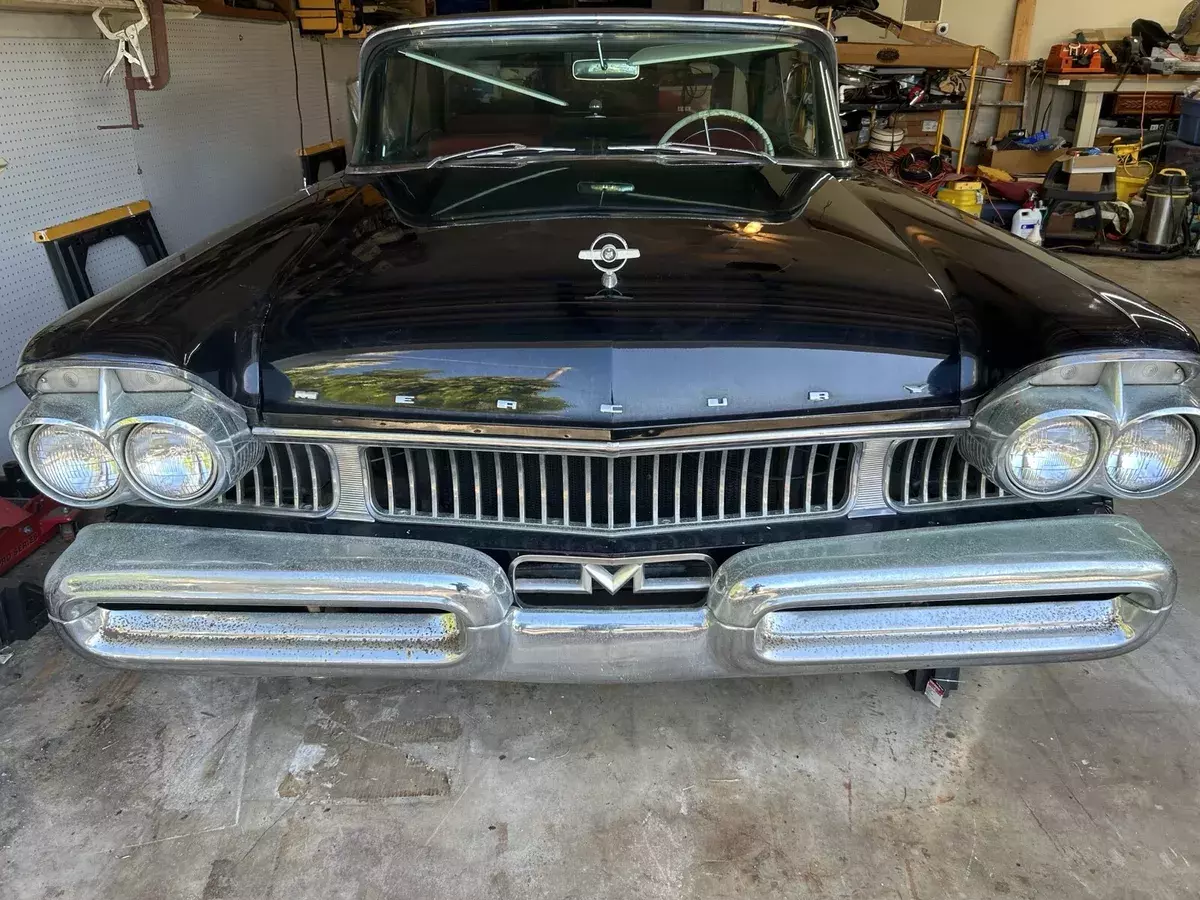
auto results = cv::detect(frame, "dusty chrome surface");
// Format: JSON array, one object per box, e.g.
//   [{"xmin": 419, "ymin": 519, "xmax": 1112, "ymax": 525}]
[
  {"xmin": 45, "ymin": 517, "xmax": 1174, "ymax": 680},
  {"xmin": 962, "ymin": 351, "xmax": 1200, "ymax": 500},
  {"xmin": 363, "ymin": 441, "xmax": 856, "ymax": 534}
]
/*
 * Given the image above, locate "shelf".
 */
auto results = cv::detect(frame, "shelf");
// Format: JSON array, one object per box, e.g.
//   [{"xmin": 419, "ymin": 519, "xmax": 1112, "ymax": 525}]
[
  {"xmin": 0, "ymin": 0, "xmax": 199, "ymax": 17},
  {"xmin": 842, "ymin": 101, "xmax": 967, "ymax": 113}
]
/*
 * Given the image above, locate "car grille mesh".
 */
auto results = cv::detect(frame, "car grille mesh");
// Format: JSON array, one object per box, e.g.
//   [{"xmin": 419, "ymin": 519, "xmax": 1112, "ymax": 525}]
[
  {"xmin": 887, "ymin": 436, "xmax": 1008, "ymax": 508},
  {"xmin": 213, "ymin": 442, "xmax": 336, "ymax": 516},
  {"xmin": 365, "ymin": 443, "xmax": 856, "ymax": 532}
]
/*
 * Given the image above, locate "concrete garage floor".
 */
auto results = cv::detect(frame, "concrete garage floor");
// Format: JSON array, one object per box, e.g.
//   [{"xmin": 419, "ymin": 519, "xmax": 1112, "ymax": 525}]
[{"xmin": 3, "ymin": 258, "xmax": 1200, "ymax": 900}]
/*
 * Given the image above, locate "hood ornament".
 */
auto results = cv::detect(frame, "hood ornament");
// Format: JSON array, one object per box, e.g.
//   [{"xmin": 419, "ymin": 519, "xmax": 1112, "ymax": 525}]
[{"xmin": 579, "ymin": 232, "xmax": 640, "ymax": 290}]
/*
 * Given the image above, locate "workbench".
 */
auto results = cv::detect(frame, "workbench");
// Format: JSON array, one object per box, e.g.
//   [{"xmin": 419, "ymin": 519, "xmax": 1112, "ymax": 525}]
[{"xmin": 1053, "ymin": 73, "xmax": 1197, "ymax": 148}]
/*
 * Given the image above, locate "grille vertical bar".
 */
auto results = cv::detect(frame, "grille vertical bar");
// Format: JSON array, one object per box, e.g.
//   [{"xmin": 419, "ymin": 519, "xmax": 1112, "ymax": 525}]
[{"xmin": 365, "ymin": 442, "xmax": 857, "ymax": 532}]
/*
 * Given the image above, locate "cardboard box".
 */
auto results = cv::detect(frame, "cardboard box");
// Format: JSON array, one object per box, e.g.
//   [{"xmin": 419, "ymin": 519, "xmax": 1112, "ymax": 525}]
[
  {"xmin": 1063, "ymin": 153, "xmax": 1118, "ymax": 173},
  {"xmin": 982, "ymin": 148, "xmax": 1063, "ymax": 176},
  {"xmin": 1067, "ymin": 171, "xmax": 1105, "ymax": 193},
  {"xmin": 1062, "ymin": 153, "xmax": 1117, "ymax": 193}
]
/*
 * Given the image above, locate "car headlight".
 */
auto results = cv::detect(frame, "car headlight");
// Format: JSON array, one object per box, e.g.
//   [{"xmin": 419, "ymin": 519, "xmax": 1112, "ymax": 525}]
[
  {"xmin": 1005, "ymin": 416, "xmax": 1098, "ymax": 495},
  {"xmin": 28, "ymin": 424, "xmax": 121, "ymax": 501},
  {"xmin": 1106, "ymin": 416, "xmax": 1196, "ymax": 494},
  {"xmin": 124, "ymin": 422, "xmax": 217, "ymax": 501}
]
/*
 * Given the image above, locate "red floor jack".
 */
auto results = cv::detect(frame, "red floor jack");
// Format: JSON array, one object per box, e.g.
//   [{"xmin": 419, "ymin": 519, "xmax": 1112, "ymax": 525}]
[{"xmin": 0, "ymin": 464, "xmax": 78, "ymax": 644}]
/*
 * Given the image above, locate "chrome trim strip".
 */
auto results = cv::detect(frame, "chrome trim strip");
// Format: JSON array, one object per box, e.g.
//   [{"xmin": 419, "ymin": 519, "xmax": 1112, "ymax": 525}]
[
  {"xmin": 296, "ymin": 406, "xmax": 963, "ymax": 442},
  {"xmin": 252, "ymin": 419, "xmax": 968, "ymax": 455},
  {"xmin": 332, "ymin": 445, "xmax": 372, "ymax": 522},
  {"xmin": 46, "ymin": 517, "xmax": 1174, "ymax": 679},
  {"xmin": 847, "ymin": 438, "xmax": 891, "ymax": 518}
]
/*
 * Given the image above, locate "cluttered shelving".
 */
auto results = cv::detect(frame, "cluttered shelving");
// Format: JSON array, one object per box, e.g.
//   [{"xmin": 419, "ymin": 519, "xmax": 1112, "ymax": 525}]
[{"xmin": 832, "ymin": 0, "xmax": 1200, "ymax": 260}]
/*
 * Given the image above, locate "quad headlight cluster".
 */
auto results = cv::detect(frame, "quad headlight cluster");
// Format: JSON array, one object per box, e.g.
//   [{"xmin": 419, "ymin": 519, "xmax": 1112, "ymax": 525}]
[
  {"xmin": 961, "ymin": 354, "xmax": 1200, "ymax": 501},
  {"xmin": 9, "ymin": 361, "xmax": 260, "ymax": 508}
]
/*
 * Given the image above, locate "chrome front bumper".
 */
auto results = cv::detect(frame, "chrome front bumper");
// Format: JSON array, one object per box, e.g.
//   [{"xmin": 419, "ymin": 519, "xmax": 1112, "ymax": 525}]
[{"xmin": 44, "ymin": 517, "xmax": 1175, "ymax": 681}]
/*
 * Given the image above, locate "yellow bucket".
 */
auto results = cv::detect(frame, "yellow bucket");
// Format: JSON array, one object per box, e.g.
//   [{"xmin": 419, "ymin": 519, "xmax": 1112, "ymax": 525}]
[
  {"xmin": 937, "ymin": 180, "xmax": 984, "ymax": 217},
  {"xmin": 1116, "ymin": 159, "xmax": 1153, "ymax": 203}
]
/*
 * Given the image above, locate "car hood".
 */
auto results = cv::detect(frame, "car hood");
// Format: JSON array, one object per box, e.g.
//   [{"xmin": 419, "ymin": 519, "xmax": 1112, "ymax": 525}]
[
  {"xmin": 23, "ymin": 161, "xmax": 1196, "ymax": 427},
  {"xmin": 260, "ymin": 164, "xmax": 961, "ymax": 427}
]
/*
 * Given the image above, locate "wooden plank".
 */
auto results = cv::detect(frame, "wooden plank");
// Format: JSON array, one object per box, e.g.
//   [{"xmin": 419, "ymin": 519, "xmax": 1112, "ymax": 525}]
[
  {"xmin": 995, "ymin": 0, "xmax": 1036, "ymax": 138},
  {"xmin": 0, "ymin": 0, "xmax": 198, "ymax": 17},
  {"xmin": 190, "ymin": 0, "xmax": 287, "ymax": 21},
  {"xmin": 836, "ymin": 43, "xmax": 996, "ymax": 68}
]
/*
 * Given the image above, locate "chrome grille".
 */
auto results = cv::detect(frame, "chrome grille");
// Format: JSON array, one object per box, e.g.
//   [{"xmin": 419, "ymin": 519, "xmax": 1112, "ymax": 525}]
[
  {"xmin": 213, "ymin": 442, "xmax": 336, "ymax": 516},
  {"xmin": 887, "ymin": 436, "xmax": 1009, "ymax": 509},
  {"xmin": 365, "ymin": 443, "xmax": 857, "ymax": 532}
]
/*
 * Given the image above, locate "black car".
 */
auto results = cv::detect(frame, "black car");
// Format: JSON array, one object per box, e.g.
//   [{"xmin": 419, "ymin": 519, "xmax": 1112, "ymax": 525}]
[{"xmin": 10, "ymin": 12, "xmax": 1195, "ymax": 681}]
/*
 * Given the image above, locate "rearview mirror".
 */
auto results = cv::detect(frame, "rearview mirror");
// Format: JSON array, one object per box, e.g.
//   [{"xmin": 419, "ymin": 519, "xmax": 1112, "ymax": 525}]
[{"xmin": 572, "ymin": 58, "xmax": 640, "ymax": 81}]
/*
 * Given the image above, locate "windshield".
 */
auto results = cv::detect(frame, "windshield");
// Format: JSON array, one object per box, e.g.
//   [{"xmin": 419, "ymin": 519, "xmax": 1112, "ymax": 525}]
[{"xmin": 356, "ymin": 29, "xmax": 837, "ymax": 167}]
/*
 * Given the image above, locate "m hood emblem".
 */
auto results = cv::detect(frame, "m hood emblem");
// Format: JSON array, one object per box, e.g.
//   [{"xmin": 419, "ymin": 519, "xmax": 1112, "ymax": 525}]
[{"xmin": 578, "ymin": 232, "xmax": 640, "ymax": 290}]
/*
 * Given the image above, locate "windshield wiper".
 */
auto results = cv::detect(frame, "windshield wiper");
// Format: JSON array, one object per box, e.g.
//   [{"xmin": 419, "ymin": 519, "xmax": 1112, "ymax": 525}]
[
  {"xmin": 425, "ymin": 143, "xmax": 578, "ymax": 168},
  {"xmin": 610, "ymin": 142, "xmax": 779, "ymax": 164}
]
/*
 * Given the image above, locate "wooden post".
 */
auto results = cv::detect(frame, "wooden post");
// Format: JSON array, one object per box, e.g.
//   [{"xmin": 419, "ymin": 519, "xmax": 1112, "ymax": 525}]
[
  {"xmin": 933, "ymin": 109, "xmax": 947, "ymax": 155},
  {"xmin": 956, "ymin": 45, "xmax": 981, "ymax": 173},
  {"xmin": 995, "ymin": 0, "xmax": 1036, "ymax": 138}
]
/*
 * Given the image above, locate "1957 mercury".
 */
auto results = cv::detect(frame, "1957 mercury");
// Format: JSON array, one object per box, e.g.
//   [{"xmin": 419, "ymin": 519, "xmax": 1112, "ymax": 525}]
[{"xmin": 11, "ymin": 11, "xmax": 1197, "ymax": 681}]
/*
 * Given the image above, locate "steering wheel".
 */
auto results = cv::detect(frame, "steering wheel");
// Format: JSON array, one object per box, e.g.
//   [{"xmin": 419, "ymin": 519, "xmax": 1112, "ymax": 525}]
[{"xmin": 659, "ymin": 109, "xmax": 776, "ymax": 157}]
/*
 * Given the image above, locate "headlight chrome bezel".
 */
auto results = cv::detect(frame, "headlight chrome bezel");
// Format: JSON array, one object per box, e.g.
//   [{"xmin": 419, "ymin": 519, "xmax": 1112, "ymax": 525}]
[
  {"xmin": 9, "ymin": 359, "xmax": 260, "ymax": 509},
  {"xmin": 26, "ymin": 422, "xmax": 123, "ymax": 503},
  {"xmin": 999, "ymin": 412, "xmax": 1103, "ymax": 498},
  {"xmin": 1103, "ymin": 412, "xmax": 1200, "ymax": 498},
  {"xmin": 118, "ymin": 420, "xmax": 222, "ymax": 504},
  {"xmin": 961, "ymin": 352, "xmax": 1200, "ymax": 502}
]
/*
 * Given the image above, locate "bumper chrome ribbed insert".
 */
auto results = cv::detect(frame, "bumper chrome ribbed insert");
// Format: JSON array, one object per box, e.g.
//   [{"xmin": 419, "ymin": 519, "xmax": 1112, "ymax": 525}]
[
  {"xmin": 45, "ymin": 516, "xmax": 1175, "ymax": 681},
  {"xmin": 364, "ymin": 442, "xmax": 857, "ymax": 533}
]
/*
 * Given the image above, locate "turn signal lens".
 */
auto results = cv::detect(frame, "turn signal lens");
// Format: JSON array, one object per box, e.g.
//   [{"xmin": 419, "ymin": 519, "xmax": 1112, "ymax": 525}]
[
  {"xmin": 1006, "ymin": 417, "xmax": 1097, "ymax": 495},
  {"xmin": 1106, "ymin": 416, "xmax": 1195, "ymax": 493},
  {"xmin": 28, "ymin": 424, "xmax": 120, "ymax": 501},
  {"xmin": 125, "ymin": 423, "xmax": 216, "ymax": 501}
]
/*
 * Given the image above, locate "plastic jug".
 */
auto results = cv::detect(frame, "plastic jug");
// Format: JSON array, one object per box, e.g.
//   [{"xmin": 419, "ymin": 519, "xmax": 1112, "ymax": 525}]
[{"xmin": 1010, "ymin": 207, "xmax": 1043, "ymax": 245}]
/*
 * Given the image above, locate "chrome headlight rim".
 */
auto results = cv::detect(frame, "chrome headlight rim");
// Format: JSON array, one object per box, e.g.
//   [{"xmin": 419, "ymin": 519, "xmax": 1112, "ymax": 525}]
[
  {"xmin": 995, "ymin": 411, "xmax": 1108, "ymax": 499},
  {"xmin": 1103, "ymin": 412, "xmax": 1200, "ymax": 499},
  {"xmin": 111, "ymin": 417, "xmax": 227, "ymax": 507},
  {"xmin": 20, "ymin": 421, "xmax": 123, "ymax": 505}
]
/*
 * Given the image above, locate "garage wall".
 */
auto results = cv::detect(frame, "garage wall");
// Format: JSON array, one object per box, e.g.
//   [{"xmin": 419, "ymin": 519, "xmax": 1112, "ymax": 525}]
[{"xmin": 0, "ymin": 18, "xmax": 361, "ymax": 459}]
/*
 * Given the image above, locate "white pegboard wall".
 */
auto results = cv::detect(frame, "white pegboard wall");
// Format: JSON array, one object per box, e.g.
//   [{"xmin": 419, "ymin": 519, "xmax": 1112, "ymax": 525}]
[
  {"xmin": 321, "ymin": 39, "xmax": 361, "ymax": 153},
  {"xmin": 131, "ymin": 19, "xmax": 360, "ymax": 258},
  {"xmin": 0, "ymin": 20, "xmax": 362, "ymax": 389},
  {"xmin": 133, "ymin": 19, "xmax": 311, "ymax": 253},
  {"xmin": 0, "ymin": 38, "xmax": 145, "ymax": 381},
  {"xmin": 0, "ymin": 21, "xmax": 363, "ymax": 459}
]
